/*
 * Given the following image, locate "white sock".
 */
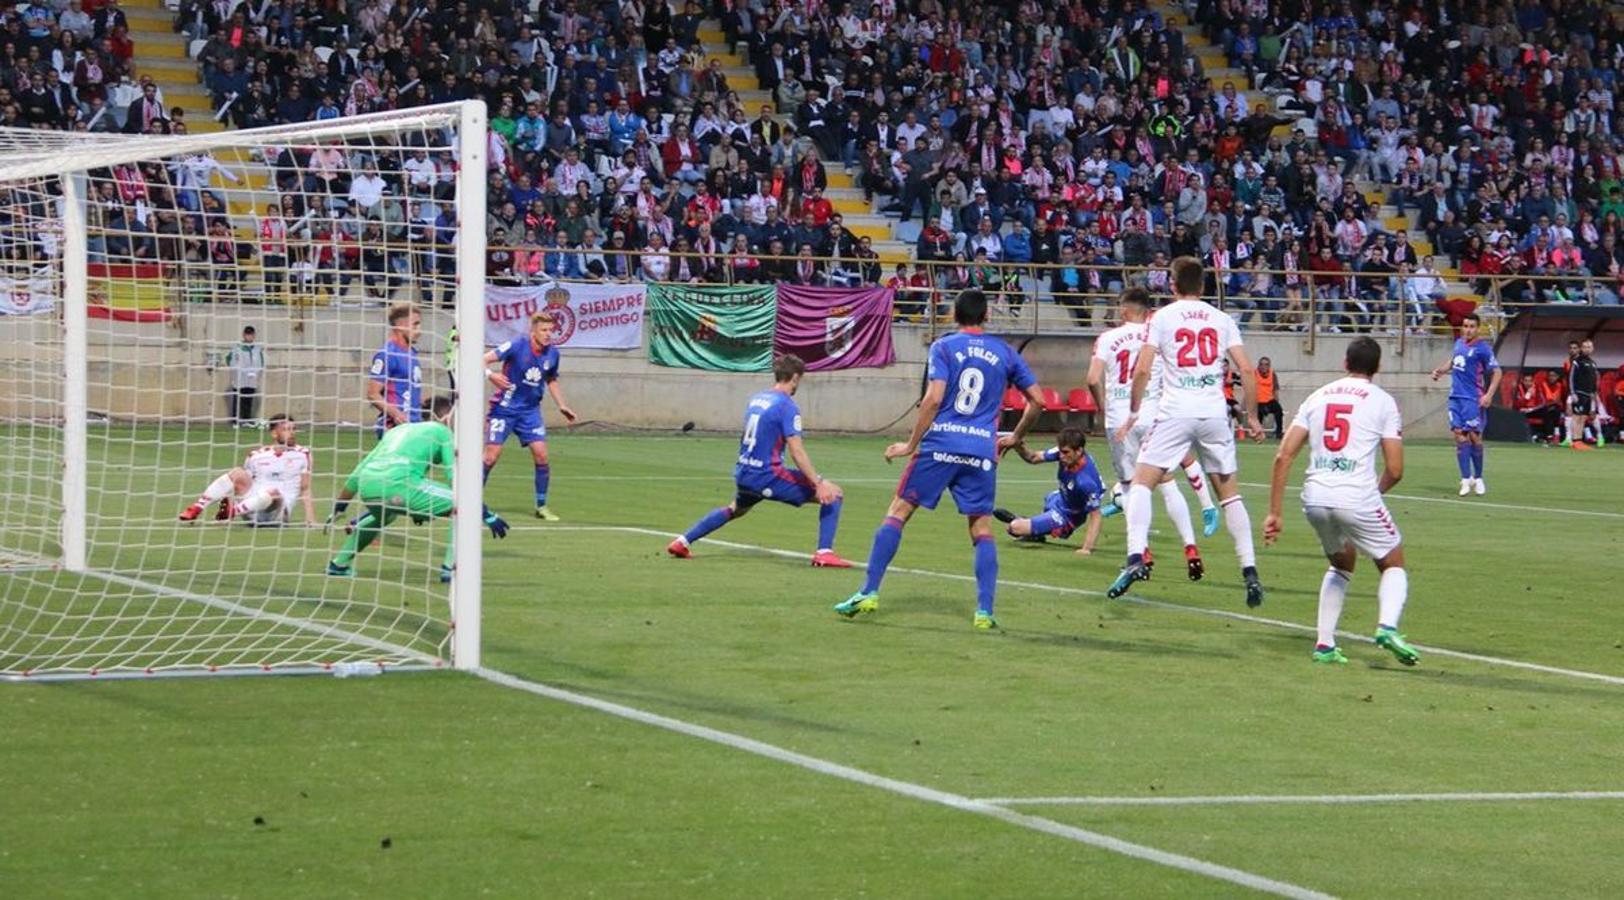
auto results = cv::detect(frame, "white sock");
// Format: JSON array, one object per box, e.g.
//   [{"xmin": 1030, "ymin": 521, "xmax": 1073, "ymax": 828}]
[
  {"xmin": 1567, "ymin": 417, "xmax": 1580, "ymax": 440},
  {"xmin": 1318, "ymin": 567, "xmax": 1352, "ymax": 647},
  {"xmin": 239, "ymin": 485, "xmax": 279, "ymax": 513},
  {"xmin": 1221, "ymin": 495, "xmax": 1256, "ymax": 567},
  {"xmin": 1125, "ymin": 483, "xmax": 1153, "ymax": 557},
  {"xmin": 1184, "ymin": 460, "xmax": 1216, "ymax": 510},
  {"xmin": 1377, "ymin": 567, "xmax": 1408, "ymax": 630},
  {"xmin": 198, "ymin": 474, "xmax": 234, "ymax": 505},
  {"xmin": 1158, "ymin": 480, "xmax": 1196, "ymax": 546}
]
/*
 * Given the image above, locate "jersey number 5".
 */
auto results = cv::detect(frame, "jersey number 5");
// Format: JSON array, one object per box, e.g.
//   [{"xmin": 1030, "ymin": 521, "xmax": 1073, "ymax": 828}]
[
  {"xmin": 1323, "ymin": 403, "xmax": 1354, "ymax": 451},
  {"xmin": 1173, "ymin": 328, "xmax": 1220, "ymax": 367}
]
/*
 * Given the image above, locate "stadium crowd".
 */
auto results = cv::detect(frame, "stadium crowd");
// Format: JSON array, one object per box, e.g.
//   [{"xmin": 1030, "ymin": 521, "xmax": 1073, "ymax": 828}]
[{"xmin": 6, "ymin": 0, "xmax": 1624, "ymax": 332}]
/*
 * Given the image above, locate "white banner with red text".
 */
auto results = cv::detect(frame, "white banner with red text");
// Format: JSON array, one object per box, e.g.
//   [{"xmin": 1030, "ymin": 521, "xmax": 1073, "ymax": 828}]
[{"xmin": 484, "ymin": 281, "xmax": 646, "ymax": 350}]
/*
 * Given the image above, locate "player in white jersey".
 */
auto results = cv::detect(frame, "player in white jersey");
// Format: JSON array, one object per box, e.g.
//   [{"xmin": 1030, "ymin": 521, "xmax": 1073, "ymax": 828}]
[
  {"xmin": 1087, "ymin": 288, "xmax": 1220, "ymax": 581},
  {"xmin": 1263, "ymin": 338, "xmax": 1419, "ymax": 666},
  {"xmin": 178, "ymin": 415, "xmax": 316, "ymax": 527},
  {"xmin": 1106, "ymin": 257, "xmax": 1266, "ymax": 606}
]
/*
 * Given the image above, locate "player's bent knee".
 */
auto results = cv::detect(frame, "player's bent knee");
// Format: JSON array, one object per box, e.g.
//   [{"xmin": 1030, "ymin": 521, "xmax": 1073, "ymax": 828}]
[{"xmin": 1374, "ymin": 546, "xmax": 1406, "ymax": 570}]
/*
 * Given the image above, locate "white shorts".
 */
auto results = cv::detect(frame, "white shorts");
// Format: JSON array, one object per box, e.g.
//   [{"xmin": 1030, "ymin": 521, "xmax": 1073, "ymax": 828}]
[
  {"xmin": 1107, "ymin": 420, "xmax": 1149, "ymax": 484},
  {"xmin": 1136, "ymin": 417, "xmax": 1237, "ymax": 475},
  {"xmin": 1303, "ymin": 504, "xmax": 1402, "ymax": 561}
]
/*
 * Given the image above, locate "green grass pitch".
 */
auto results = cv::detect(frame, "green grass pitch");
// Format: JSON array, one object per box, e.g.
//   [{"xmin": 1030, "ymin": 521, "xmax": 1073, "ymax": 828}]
[{"xmin": 3, "ymin": 426, "xmax": 1623, "ymax": 898}]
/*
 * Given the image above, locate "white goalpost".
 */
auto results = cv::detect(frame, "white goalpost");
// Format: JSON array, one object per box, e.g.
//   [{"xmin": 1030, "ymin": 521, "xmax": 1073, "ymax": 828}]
[{"xmin": 0, "ymin": 102, "xmax": 488, "ymax": 681}]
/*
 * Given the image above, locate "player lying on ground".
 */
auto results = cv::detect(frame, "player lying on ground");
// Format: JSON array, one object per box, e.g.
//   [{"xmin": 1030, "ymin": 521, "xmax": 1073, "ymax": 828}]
[
  {"xmin": 993, "ymin": 427, "xmax": 1105, "ymax": 556},
  {"xmin": 326, "ymin": 396, "xmax": 510, "ymax": 580},
  {"xmin": 1428, "ymin": 312, "xmax": 1500, "ymax": 495},
  {"xmin": 484, "ymin": 311, "xmax": 577, "ymax": 521},
  {"xmin": 179, "ymin": 414, "xmax": 317, "ymax": 527},
  {"xmin": 835, "ymin": 288, "xmax": 1044, "ymax": 630},
  {"xmin": 1264, "ymin": 337, "xmax": 1419, "ymax": 666},
  {"xmin": 667, "ymin": 353, "xmax": 851, "ymax": 567},
  {"xmin": 1107, "ymin": 257, "xmax": 1266, "ymax": 607},
  {"xmin": 1089, "ymin": 287, "xmax": 1219, "ymax": 535}
]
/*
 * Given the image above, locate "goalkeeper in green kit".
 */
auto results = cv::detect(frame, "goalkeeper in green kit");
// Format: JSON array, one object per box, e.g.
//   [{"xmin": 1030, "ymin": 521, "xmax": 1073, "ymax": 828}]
[{"xmin": 326, "ymin": 396, "xmax": 509, "ymax": 580}]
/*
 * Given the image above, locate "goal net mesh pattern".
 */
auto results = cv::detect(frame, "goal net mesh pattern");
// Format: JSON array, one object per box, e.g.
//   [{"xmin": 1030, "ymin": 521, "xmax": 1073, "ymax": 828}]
[{"xmin": 0, "ymin": 105, "xmax": 485, "ymax": 679}]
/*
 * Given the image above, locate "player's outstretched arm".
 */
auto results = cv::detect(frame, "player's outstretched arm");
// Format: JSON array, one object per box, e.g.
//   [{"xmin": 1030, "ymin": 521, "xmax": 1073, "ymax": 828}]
[
  {"xmin": 1085, "ymin": 357, "xmax": 1107, "ymax": 433},
  {"xmin": 1227, "ymin": 345, "xmax": 1265, "ymax": 439},
  {"xmin": 1263, "ymin": 425, "xmax": 1309, "ymax": 546},
  {"xmin": 1078, "ymin": 509, "xmax": 1103, "ymax": 555},
  {"xmin": 1482, "ymin": 364, "xmax": 1503, "ymax": 408},
  {"xmin": 300, "ymin": 469, "xmax": 317, "ymax": 527},
  {"xmin": 886, "ymin": 379, "xmax": 945, "ymax": 462},
  {"xmin": 1128, "ymin": 344, "xmax": 1155, "ymax": 417},
  {"xmin": 1377, "ymin": 437, "xmax": 1404, "ymax": 494},
  {"xmin": 482, "ymin": 349, "xmax": 513, "ymax": 390},
  {"xmin": 1012, "ymin": 443, "xmax": 1047, "ymax": 465},
  {"xmin": 546, "ymin": 379, "xmax": 577, "ymax": 422},
  {"xmin": 999, "ymin": 384, "xmax": 1045, "ymax": 451},
  {"xmin": 324, "ymin": 484, "xmax": 357, "ymax": 533},
  {"xmin": 785, "ymin": 435, "xmax": 841, "ymax": 504},
  {"xmin": 366, "ymin": 379, "xmax": 406, "ymax": 426}
]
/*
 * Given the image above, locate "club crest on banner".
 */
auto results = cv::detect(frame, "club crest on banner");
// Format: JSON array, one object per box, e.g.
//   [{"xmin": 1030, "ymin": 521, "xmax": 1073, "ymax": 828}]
[
  {"xmin": 825, "ymin": 314, "xmax": 854, "ymax": 359},
  {"xmin": 544, "ymin": 283, "xmax": 576, "ymax": 344}
]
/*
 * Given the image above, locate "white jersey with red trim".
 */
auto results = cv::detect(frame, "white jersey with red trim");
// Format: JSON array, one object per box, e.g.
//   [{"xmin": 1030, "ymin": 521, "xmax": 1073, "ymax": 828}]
[
  {"xmin": 1143, "ymin": 298, "xmax": 1243, "ymax": 420},
  {"xmin": 1291, "ymin": 377, "xmax": 1401, "ymax": 509},
  {"xmin": 1092, "ymin": 322, "xmax": 1162, "ymax": 431},
  {"xmin": 244, "ymin": 444, "xmax": 312, "ymax": 506}
]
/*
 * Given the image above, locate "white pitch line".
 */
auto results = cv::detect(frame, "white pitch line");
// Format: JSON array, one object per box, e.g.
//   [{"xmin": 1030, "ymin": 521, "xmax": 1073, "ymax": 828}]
[
  {"xmin": 553, "ymin": 475, "xmax": 1624, "ymax": 520},
  {"xmin": 475, "ymin": 667, "xmax": 1332, "ymax": 900},
  {"xmin": 978, "ymin": 791, "xmax": 1624, "ymax": 808},
  {"xmin": 530, "ymin": 525, "xmax": 1624, "ymax": 689}
]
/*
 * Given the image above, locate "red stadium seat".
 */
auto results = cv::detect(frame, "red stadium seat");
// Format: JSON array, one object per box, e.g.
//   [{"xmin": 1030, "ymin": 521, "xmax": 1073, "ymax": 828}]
[
  {"xmin": 1003, "ymin": 386, "xmax": 1026, "ymax": 411},
  {"xmin": 1067, "ymin": 388, "xmax": 1098, "ymax": 413},
  {"xmin": 1041, "ymin": 388, "xmax": 1066, "ymax": 412}
]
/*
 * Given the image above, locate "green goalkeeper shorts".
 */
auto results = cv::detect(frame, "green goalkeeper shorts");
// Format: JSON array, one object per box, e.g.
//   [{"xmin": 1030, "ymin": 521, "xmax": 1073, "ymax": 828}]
[{"xmin": 354, "ymin": 476, "xmax": 455, "ymax": 519}]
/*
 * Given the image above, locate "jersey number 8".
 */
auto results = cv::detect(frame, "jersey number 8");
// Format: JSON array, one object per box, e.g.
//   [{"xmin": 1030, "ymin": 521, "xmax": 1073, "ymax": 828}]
[{"xmin": 954, "ymin": 368, "xmax": 985, "ymax": 415}]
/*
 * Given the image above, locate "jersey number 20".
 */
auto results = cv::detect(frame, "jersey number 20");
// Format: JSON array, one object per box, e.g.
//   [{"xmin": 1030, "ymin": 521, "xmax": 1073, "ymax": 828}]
[{"xmin": 1173, "ymin": 328, "xmax": 1220, "ymax": 367}]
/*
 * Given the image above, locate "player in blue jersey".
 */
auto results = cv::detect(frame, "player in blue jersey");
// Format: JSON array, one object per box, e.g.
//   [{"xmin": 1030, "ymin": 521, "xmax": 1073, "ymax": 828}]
[
  {"xmin": 484, "ymin": 311, "xmax": 577, "ymax": 520},
  {"xmin": 367, "ymin": 304, "xmax": 425, "ymax": 438},
  {"xmin": 992, "ymin": 428, "xmax": 1106, "ymax": 554},
  {"xmin": 835, "ymin": 289, "xmax": 1045, "ymax": 630},
  {"xmin": 667, "ymin": 354, "xmax": 852, "ymax": 567},
  {"xmin": 1429, "ymin": 312, "xmax": 1501, "ymax": 496}
]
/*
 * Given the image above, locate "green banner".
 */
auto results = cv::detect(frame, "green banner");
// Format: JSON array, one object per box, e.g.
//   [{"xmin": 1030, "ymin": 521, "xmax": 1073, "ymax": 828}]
[{"xmin": 647, "ymin": 283, "xmax": 778, "ymax": 372}]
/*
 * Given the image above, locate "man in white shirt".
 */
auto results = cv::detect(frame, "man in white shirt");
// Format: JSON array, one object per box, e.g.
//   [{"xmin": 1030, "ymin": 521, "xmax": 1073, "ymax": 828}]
[
  {"xmin": 1263, "ymin": 337, "xmax": 1419, "ymax": 667},
  {"xmin": 1107, "ymin": 257, "xmax": 1266, "ymax": 606},
  {"xmin": 348, "ymin": 167, "xmax": 386, "ymax": 210},
  {"xmin": 178, "ymin": 415, "xmax": 316, "ymax": 527}
]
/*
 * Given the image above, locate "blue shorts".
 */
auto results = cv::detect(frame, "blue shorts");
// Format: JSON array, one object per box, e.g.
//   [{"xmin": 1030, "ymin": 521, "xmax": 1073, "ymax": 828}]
[
  {"xmin": 1448, "ymin": 397, "xmax": 1483, "ymax": 433},
  {"xmin": 1032, "ymin": 491, "xmax": 1087, "ymax": 538},
  {"xmin": 897, "ymin": 451, "xmax": 997, "ymax": 516},
  {"xmin": 735, "ymin": 467, "xmax": 816, "ymax": 508},
  {"xmin": 486, "ymin": 409, "xmax": 546, "ymax": 446}
]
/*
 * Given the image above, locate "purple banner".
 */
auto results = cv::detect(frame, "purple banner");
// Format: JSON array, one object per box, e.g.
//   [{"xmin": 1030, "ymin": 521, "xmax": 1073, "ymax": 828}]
[{"xmin": 772, "ymin": 285, "xmax": 896, "ymax": 371}]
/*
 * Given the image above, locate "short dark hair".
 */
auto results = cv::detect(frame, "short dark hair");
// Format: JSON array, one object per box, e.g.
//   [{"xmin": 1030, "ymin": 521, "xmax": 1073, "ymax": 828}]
[
  {"xmin": 431, "ymin": 395, "xmax": 455, "ymax": 418},
  {"xmin": 1171, "ymin": 256, "xmax": 1205, "ymax": 296},
  {"xmin": 388, "ymin": 303, "xmax": 417, "ymax": 326},
  {"xmin": 243, "ymin": 325, "xmax": 256, "ymax": 335},
  {"xmin": 954, "ymin": 288, "xmax": 989, "ymax": 326},
  {"xmin": 773, "ymin": 353, "xmax": 806, "ymax": 383},
  {"xmin": 1462, "ymin": 312, "xmax": 1480, "ymax": 327},
  {"xmin": 267, "ymin": 413, "xmax": 291, "ymax": 427},
  {"xmin": 1119, "ymin": 286, "xmax": 1151, "ymax": 309},
  {"xmin": 1345, "ymin": 337, "xmax": 1382, "ymax": 376},
  {"xmin": 1057, "ymin": 426, "xmax": 1086, "ymax": 450}
]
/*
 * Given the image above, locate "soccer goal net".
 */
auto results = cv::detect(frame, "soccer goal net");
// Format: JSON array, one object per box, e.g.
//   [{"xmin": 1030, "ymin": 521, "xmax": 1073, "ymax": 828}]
[{"xmin": 0, "ymin": 103, "xmax": 488, "ymax": 681}]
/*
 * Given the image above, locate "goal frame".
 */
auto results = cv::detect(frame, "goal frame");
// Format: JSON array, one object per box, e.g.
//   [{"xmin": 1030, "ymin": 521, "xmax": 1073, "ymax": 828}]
[{"xmin": 10, "ymin": 100, "xmax": 488, "ymax": 679}]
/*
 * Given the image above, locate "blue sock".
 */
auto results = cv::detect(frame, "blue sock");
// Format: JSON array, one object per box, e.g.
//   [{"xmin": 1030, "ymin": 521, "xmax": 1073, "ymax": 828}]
[
  {"xmin": 817, "ymin": 499, "xmax": 842, "ymax": 551},
  {"xmin": 1455, "ymin": 443, "xmax": 1472, "ymax": 478},
  {"xmin": 683, "ymin": 506, "xmax": 732, "ymax": 544},
  {"xmin": 861, "ymin": 516, "xmax": 904, "ymax": 594},
  {"xmin": 1470, "ymin": 444, "xmax": 1484, "ymax": 478},
  {"xmin": 534, "ymin": 464, "xmax": 550, "ymax": 506},
  {"xmin": 973, "ymin": 534, "xmax": 998, "ymax": 615}
]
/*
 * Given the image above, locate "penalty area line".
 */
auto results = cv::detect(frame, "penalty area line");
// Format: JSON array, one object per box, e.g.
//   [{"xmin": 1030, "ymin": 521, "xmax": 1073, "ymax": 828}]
[
  {"xmin": 977, "ymin": 790, "xmax": 1624, "ymax": 808},
  {"xmin": 531, "ymin": 525, "xmax": 1624, "ymax": 689},
  {"xmin": 474, "ymin": 666, "xmax": 1332, "ymax": 900}
]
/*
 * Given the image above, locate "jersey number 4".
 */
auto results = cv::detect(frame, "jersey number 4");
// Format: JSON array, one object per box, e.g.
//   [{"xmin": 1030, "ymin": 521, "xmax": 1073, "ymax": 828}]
[
  {"xmin": 742, "ymin": 413, "xmax": 761, "ymax": 453},
  {"xmin": 1173, "ymin": 328, "xmax": 1220, "ymax": 367},
  {"xmin": 1322, "ymin": 403, "xmax": 1354, "ymax": 451}
]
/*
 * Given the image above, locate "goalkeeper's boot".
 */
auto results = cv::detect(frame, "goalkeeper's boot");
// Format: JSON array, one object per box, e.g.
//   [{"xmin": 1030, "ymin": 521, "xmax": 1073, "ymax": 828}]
[
  {"xmin": 1185, "ymin": 544, "xmax": 1205, "ymax": 582},
  {"xmin": 1243, "ymin": 566, "xmax": 1265, "ymax": 608},
  {"xmin": 1312, "ymin": 644, "xmax": 1349, "ymax": 665},
  {"xmin": 666, "ymin": 538, "xmax": 692, "ymax": 559},
  {"xmin": 535, "ymin": 505, "xmax": 561, "ymax": 522},
  {"xmin": 1106, "ymin": 559, "xmax": 1151, "ymax": 599},
  {"xmin": 1375, "ymin": 626, "xmax": 1421, "ymax": 666},
  {"xmin": 973, "ymin": 611, "xmax": 999, "ymax": 630},
  {"xmin": 833, "ymin": 590, "xmax": 879, "ymax": 618},
  {"xmin": 1201, "ymin": 506, "xmax": 1220, "ymax": 537},
  {"xmin": 326, "ymin": 561, "xmax": 354, "ymax": 578},
  {"xmin": 439, "ymin": 565, "xmax": 453, "ymax": 584},
  {"xmin": 178, "ymin": 502, "xmax": 205, "ymax": 522},
  {"xmin": 811, "ymin": 550, "xmax": 853, "ymax": 568},
  {"xmin": 992, "ymin": 507, "xmax": 1017, "ymax": 524}
]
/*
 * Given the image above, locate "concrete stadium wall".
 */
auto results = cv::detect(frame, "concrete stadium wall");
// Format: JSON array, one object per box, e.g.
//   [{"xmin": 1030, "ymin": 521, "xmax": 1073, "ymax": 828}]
[{"xmin": 0, "ymin": 306, "xmax": 1462, "ymax": 437}]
